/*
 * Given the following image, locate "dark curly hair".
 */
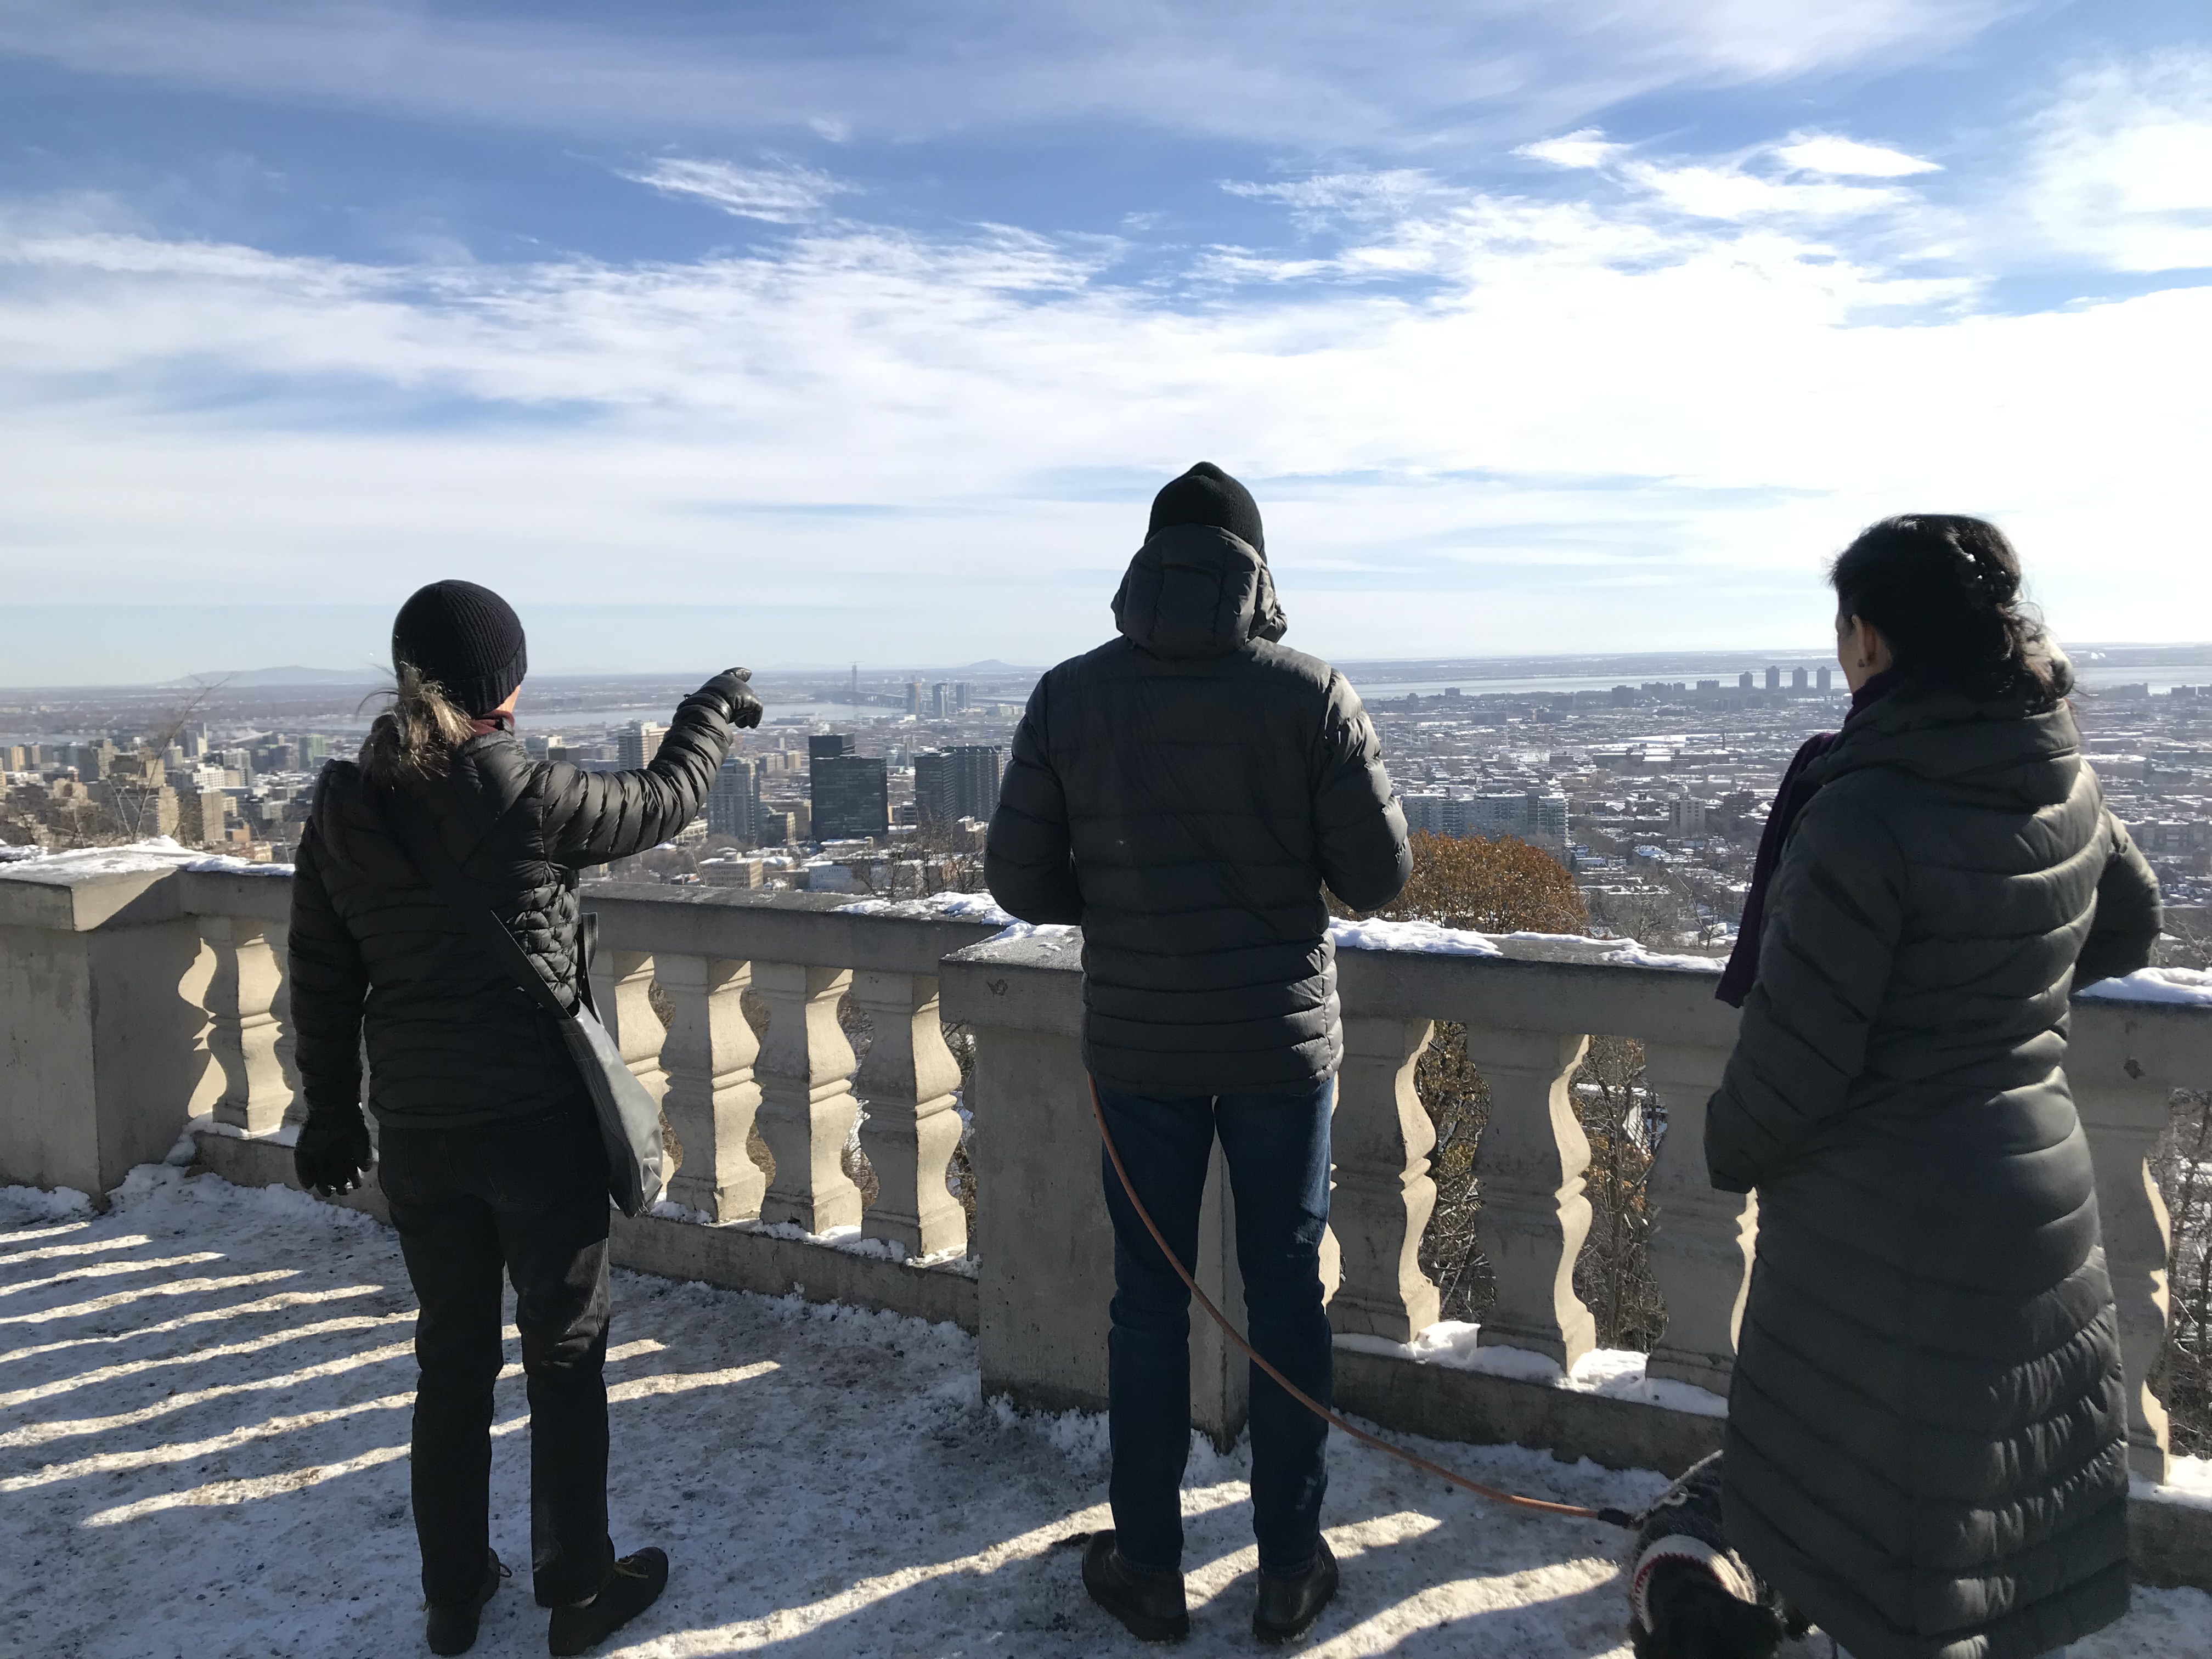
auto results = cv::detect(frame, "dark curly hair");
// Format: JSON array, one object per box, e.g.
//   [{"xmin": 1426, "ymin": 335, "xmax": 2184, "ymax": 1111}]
[{"xmin": 1829, "ymin": 515, "xmax": 2066, "ymax": 710}]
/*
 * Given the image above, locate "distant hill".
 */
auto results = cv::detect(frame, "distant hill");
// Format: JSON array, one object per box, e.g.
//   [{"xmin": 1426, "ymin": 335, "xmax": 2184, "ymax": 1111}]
[
  {"xmin": 953, "ymin": 659, "xmax": 1037, "ymax": 674},
  {"xmin": 166, "ymin": 666, "xmax": 386, "ymax": 688}
]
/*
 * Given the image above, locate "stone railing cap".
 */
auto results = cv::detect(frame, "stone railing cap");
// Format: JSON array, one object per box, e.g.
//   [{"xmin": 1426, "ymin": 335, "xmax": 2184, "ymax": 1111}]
[{"xmin": 0, "ymin": 844, "xmax": 200, "ymax": 931}]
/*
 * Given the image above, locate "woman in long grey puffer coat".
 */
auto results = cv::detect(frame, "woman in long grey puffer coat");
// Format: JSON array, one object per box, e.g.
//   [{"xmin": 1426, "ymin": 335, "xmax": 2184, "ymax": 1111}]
[{"xmin": 1706, "ymin": 515, "xmax": 2161, "ymax": 1659}]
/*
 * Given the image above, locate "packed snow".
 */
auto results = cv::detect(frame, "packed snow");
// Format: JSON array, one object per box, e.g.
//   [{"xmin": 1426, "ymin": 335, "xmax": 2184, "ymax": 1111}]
[
  {"xmin": 1336, "ymin": 1324, "xmax": 1730, "ymax": 1419},
  {"xmin": 182, "ymin": 855, "xmax": 297, "ymax": 877},
  {"xmin": 2079, "ymin": 967, "xmax": 2212, "ymax": 1007},
  {"xmin": 5, "ymin": 1172, "xmax": 2209, "ymax": 1658},
  {"xmin": 836, "ymin": 891, "xmax": 1015, "ymax": 924},
  {"xmin": 1328, "ymin": 917, "xmax": 1504, "ymax": 957}
]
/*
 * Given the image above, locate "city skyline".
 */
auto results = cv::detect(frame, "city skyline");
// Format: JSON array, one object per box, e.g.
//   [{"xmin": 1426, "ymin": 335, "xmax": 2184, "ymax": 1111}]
[{"xmin": 3, "ymin": 5, "xmax": 2208, "ymax": 681}]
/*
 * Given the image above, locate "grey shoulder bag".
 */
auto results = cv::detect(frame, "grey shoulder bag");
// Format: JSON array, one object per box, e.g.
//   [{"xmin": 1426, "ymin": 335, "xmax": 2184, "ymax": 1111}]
[{"xmin": 374, "ymin": 794, "xmax": 666, "ymax": 1216}]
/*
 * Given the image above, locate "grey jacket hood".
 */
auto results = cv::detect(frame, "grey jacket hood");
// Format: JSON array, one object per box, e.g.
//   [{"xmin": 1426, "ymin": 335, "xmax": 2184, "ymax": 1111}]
[
  {"xmin": 1805, "ymin": 647, "xmax": 2080, "ymax": 810},
  {"xmin": 1111, "ymin": 522, "xmax": 1288, "ymax": 660}
]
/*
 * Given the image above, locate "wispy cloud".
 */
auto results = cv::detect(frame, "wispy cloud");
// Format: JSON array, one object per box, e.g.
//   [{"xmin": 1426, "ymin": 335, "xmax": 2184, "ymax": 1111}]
[
  {"xmin": 620, "ymin": 157, "xmax": 857, "ymax": 224},
  {"xmin": 2, "ymin": 60, "xmax": 2203, "ymax": 662},
  {"xmin": 0, "ymin": 1, "xmax": 2028, "ymax": 155},
  {"xmin": 1774, "ymin": 134, "xmax": 1942, "ymax": 177},
  {"xmin": 2017, "ymin": 50, "xmax": 2212, "ymax": 272},
  {"xmin": 1517, "ymin": 129, "xmax": 1626, "ymax": 171}
]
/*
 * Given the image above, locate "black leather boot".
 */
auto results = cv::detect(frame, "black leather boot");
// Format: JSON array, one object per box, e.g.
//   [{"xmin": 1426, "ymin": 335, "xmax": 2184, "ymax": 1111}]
[
  {"xmin": 1081, "ymin": 1531, "xmax": 1190, "ymax": 1642},
  {"xmin": 547, "ymin": 1548, "xmax": 668, "ymax": 1656},
  {"xmin": 1253, "ymin": 1536, "xmax": 1339, "ymax": 1644},
  {"xmin": 424, "ymin": 1551, "xmax": 505, "ymax": 1656}
]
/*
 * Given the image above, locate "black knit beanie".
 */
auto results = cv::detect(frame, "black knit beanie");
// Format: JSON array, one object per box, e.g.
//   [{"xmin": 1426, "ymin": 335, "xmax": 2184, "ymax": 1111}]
[
  {"xmin": 391, "ymin": 580, "xmax": 528, "ymax": 715},
  {"xmin": 1147, "ymin": 461, "xmax": 1263, "ymax": 554}
]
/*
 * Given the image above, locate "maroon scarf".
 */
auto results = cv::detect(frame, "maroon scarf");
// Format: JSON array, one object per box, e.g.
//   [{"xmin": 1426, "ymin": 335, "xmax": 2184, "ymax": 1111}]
[{"xmin": 1715, "ymin": 668, "xmax": 1901, "ymax": 1008}]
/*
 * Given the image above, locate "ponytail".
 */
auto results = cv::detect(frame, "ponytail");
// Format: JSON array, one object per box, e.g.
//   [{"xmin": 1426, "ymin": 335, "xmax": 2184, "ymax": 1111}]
[
  {"xmin": 359, "ymin": 663, "xmax": 476, "ymax": 786},
  {"xmin": 1829, "ymin": 515, "xmax": 2063, "ymax": 710}
]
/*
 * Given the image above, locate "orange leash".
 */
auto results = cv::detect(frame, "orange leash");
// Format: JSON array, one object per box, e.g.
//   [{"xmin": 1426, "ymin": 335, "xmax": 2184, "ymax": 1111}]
[{"xmin": 1088, "ymin": 1077, "xmax": 1636, "ymax": 1531}]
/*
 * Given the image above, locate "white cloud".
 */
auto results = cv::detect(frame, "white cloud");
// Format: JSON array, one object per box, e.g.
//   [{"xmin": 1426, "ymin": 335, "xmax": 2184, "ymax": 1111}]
[
  {"xmin": 1774, "ymin": 134, "xmax": 1941, "ymax": 177},
  {"xmin": 0, "ymin": 1, "xmax": 2027, "ymax": 156},
  {"xmin": 1, "ymin": 137, "xmax": 2202, "ymax": 665},
  {"xmin": 1623, "ymin": 162, "xmax": 1906, "ymax": 221},
  {"xmin": 621, "ymin": 157, "xmax": 856, "ymax": 223},
  {"xmin": 1517, "ymin": 129, "xmax": 1624, "ymax": 170},
  {"xmin": 2019, "ymin": 52, "xmax": 2212, "ymax": 271}
]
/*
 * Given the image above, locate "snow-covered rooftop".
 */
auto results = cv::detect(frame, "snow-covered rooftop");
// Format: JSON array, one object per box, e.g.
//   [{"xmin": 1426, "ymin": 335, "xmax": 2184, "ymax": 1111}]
[{"xmin": 5, "ymin": 1173, "xmax": 2208, "ymax": 1658}]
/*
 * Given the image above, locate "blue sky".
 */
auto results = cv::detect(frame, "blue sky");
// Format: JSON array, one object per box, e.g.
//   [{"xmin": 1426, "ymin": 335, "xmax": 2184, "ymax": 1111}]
[{"xmin": 1, "ymin": 1, "xmax": 2208, "ymax": 682}]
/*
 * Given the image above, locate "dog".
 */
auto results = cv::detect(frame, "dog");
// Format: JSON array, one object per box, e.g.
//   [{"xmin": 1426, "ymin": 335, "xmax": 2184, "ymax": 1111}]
[{"xmin": 1627, "ymin": 1452, "xmax": 1807, "ymax": 1659}]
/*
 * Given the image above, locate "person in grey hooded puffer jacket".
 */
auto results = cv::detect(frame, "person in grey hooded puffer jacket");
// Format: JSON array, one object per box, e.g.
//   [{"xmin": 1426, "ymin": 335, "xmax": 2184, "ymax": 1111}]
[{"xmin": 1707, "ymin": 516, "xmax": 2160, "ymax": 1659}]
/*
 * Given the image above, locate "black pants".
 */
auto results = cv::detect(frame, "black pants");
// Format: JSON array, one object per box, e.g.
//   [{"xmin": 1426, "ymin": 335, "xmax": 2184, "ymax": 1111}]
[{"xmin": 378, "ymin": 1108, "xmax": 614, "ymax": 1609}]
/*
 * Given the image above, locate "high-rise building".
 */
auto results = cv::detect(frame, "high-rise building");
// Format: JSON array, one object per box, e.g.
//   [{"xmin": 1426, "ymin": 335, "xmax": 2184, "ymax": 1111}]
[
  {"xmin": 813, "ymin": 753, "xmax": 889, "ymax": 839},
  {"xmin": 1739, "ymin": 671, "xmax": 1755, "ymax": 690},
  {"xmin": 617, "ymin": 723, "xmax": 664, "ymax": 769},
  {"xmin": 1816, "ymin": 665, "xmax": 1833, "ymax": 692},
  {"xmin": 905, "ymin": 679, "xmax": 923, "ymax": 718},
  {"xmin": 914, "ymin": 745, "xmax": 1005, "ymax": 825},
  {"xmin": 1791, "ymin": 667, "xmax": 1808, "ymax": 691},
  {"xmin": 809, "ymin": 733, "xmax": 852, "ymax": 763},
  {"xmin": 1765, "ymin": 665, "xmax": 1781, "ymax": 691},
  {"xmin": 706, "ymin": 756, "xmax": 762, "ymax": 844},
  {"xmin": 1398, "ymin": 789, "xmax": 1565, "ymax": 844},
  {"xmin": 930, "ymin": 682, "xmax": 949, "ymax": 719},
  {"xmin": 953, "ymin": 681, "xmax": 972, "ymax": 714},
  {"xmin": 1668, "ymin": 798, "xmax": 1708, "ymax": 838}
]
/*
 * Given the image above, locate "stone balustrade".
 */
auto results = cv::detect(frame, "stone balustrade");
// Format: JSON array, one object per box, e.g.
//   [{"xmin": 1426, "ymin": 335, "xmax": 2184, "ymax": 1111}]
[{"xmin": 2, "ymin": 851, "xmax": 2204, "ymax": 1587}]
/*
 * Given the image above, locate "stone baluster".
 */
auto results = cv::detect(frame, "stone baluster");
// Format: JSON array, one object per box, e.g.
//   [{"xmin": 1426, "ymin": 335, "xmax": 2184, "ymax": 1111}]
[
  {"xmin": 1328, "ymin": 1015, "xmax": 1440, "ymax": 1340},
  {"xmin": 2075, "ymin": 1071, "xmax": 2176, "ymax": 1482},
  {"xmin": 753, "ymin": 963, "xmax": 862, "ymax": 1233},
  {"xmin": 266, "ymin": 921, "xmax": 307, "ymax": 1125},
  {"xmin": 1466, "ymin": 1027, "xmax": 1594, "ymax": 1370},
  {"xmin": 655, "ymin": 953, "xmax": 764, "ymax": 1221},
  {"xmin": 588, "ymin": 949, "xmax": 667, "ymax": 1100},
  {"xmin": 1641, "ymin": 1040, "xmax": 1757, "ymax": 1394},
  {"xmin": 852, "ymin": 970, "xmax": 967, "ymax": 1258},
  {"xmin": 200, "ymin": 915, "xmax": 294, "ymax": 1135}
]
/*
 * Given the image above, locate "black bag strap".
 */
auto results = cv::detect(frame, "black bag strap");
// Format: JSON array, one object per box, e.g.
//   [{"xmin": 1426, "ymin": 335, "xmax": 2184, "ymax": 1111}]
[{"xmin": 369, "ymin": 788, "xmax": 576, "ymax": 1024}]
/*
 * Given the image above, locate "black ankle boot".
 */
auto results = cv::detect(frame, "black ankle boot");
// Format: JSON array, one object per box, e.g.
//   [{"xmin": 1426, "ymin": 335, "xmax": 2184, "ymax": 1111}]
[
  {"xmin": 547, "ymin": 1548, "xmax": 668, "ymax": 1657},
  {"xmin": 1081, "ymin": 1531, "xmax": 1189, "ymax": 1642},
  {"xmin": 425, "ymin": 1551, "xmax": 505, "ymax": 1656},
  {"xmin": 1254, "ymin": 1536, "xmax": 1339, "ymax": 1645}
]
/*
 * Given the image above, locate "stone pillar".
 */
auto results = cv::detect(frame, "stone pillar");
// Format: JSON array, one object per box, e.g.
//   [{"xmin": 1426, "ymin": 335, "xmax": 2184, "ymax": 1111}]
[
  {"xmin": 945, "ymin": 928, "xmax": 1245, "ymax": 1446},
  {"xmin": 1466, "ymin": 1026, "xmax": 1595, "ymax": 1370},
  {"xmin": 1328, "ymin": 1015, "xmax": 1440, "ymax": 1341},
  {"xmin": 655, "ymin": 953, "xmax": 763, "ymax": 1222},
  {"xmin": 852, "ymin": 970, "xmax": 967, "ymax": 1258},
  {"xmin": 2076, "ymin": 1070, "xmax": 2176, "ymax": 1482},
  {"xmin": 266, "ymin": 921, "xmax": 306, "ymax": 1126},
  {"xmin": 1641, "ymin": 1040, "xmax": 1757, "ymax": 1395},
  {"xmin": 0, "ymin": 859, "xmax": 207, "ymax": 1200},
  {"xmin": 200, "ymin": 915, "xmax": 294, "ymax": 1135},
  {"xmin": 752, "ymin": 962, "xmax": 861, "ymax": 1233},
  {"xmin": 588, "ymin": 949, "xmax": 667, "ymax": 1101}
]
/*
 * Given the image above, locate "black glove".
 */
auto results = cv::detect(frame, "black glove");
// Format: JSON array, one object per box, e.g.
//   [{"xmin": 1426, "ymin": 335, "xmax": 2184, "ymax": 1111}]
[
  {"xmin": 294, "ymin": 1109, "xmax": 374, "ymax": 1197},
  {"xmin": 701, "ymin": 668, "xmax": 764, "ymax": 730}
]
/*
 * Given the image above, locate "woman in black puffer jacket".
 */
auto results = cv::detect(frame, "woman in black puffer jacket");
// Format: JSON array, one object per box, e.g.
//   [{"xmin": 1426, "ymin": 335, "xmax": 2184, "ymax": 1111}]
[
  {"xmin": 1707, "ymin": 518, "xmax": 2160, "ymax": 1659},
  {"xmin": 285, "ymin": 580, "xmax": 760, "ymax": 1657}
]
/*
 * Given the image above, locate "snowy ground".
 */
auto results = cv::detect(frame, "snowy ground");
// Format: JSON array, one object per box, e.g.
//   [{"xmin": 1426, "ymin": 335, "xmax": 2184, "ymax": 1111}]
[{"xmin": 5, "ymin": 1176, "xmax": 2209, "ymax": 1659}]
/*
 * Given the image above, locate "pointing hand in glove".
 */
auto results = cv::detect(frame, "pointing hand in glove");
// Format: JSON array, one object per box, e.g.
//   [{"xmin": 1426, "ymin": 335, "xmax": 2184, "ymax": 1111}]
[{"xmin": 701, "ymin": 668, "xmax": 764, "ymax": 730}]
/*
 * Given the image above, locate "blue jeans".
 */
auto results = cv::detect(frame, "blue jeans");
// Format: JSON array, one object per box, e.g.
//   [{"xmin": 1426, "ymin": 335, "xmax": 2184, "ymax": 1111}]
[{"xmin": 1094, "ymin": 1077, "xmax": 1336, "ymax": 1576}]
